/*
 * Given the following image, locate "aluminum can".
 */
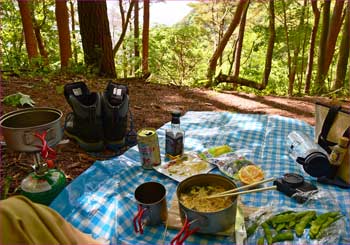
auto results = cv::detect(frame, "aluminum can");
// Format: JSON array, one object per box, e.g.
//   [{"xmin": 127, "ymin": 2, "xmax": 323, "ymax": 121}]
[{"xmin": 137, "ymin": 128, "xmax": 161, "ymax": 169}]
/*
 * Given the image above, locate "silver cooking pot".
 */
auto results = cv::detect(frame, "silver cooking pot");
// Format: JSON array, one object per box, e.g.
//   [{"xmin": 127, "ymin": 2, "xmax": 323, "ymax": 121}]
[
  {"xmin": 176, "ymin": 174, "xmax": 237, "ymax": 234},
  {"xmin": 0, "ymin": 107, "xmax": 63, "ymax": 152}
]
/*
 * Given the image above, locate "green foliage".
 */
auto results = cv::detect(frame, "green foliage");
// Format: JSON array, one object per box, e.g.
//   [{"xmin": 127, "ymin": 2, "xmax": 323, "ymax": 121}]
[
  {"xmin": 148, "ymin": 24, "xmax": 210, "ymax": 86},
  {"xmin": 2, "ymin": 92, "xmax": 36, "ymax": 107},
  {"xmin": 1, "ymin": 0, "xmax": 348, "ymax": 97},
  {"xmin": 1, "ymin": 1, "xmax": 28, "ymax": 68}
]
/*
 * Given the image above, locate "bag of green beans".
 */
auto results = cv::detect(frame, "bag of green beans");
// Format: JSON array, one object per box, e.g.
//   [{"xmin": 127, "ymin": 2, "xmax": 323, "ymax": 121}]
[{"xmin": 245, "ymin": 207, "xmax": 345, "ymax": 245}]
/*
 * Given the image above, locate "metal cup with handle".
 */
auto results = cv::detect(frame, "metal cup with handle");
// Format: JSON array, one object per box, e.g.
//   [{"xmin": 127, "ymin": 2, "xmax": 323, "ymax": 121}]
[{"xmin": 133, "ymin": 182, "xmax": 167, "ymax": 234}]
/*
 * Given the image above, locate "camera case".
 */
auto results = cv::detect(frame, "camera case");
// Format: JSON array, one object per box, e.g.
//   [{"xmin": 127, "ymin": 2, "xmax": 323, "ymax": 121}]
[{"xmin": 274, "ymin": 173, "xmax": 317, "ymax": 203}]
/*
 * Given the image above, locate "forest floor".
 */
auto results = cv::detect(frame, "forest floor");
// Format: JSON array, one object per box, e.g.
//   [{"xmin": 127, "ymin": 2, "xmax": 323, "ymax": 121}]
[{"xmin": 1, "ymin": 75, "xmax": 349, "ymax": 198}]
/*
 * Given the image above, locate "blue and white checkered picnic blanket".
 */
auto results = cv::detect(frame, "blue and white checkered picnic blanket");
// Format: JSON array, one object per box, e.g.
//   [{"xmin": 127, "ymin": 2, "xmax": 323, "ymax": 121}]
[{"xmin": 50, "ymin": 111, "xmax": 350, "ymax": 244}]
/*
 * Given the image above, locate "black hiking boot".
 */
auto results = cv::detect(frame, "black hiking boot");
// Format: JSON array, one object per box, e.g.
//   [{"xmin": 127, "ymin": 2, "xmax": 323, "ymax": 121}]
[
  {"xmin": 64, "ymin": 82, "xmax": 104, "ymax": 152},
  {"xmin": 101, "ymin": 81, "xmax": 129, "ymax": 151}
]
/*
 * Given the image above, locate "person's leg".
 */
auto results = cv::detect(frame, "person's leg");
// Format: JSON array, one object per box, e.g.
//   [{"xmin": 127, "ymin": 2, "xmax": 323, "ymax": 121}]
[{"xmin": 0, "ymin": 195, "xmax": 103, "ymax": 245}]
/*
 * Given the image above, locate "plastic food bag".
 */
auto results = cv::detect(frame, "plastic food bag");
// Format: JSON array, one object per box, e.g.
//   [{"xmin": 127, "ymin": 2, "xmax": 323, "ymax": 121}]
[
  {"xmin": 245, "ymin": 191, "xmax": 346, "ymax": 244},
  {"xmin": 199, "ymin": 146, "xmax": 255, "ymax": 180}
]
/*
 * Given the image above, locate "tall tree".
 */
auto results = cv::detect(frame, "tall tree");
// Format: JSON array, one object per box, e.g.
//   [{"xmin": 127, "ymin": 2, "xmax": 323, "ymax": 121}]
[
  {"xmin": 216, "ymin": 0, "xmax": 275, "ymax": 90},
  {"xmin": 333, "ymin": 1, "xmax": 350, "ymax": 90},
  {"xmin": 55, "ymin": 0, "xmax": 72, "ymax": 69},
  {"xmin": 315, "ymin": 0, "xmax": 331, "ymax": 94},
  {"xmin": 31, "ymin": 0, "xmax": 48, "ymax": 63},
  {"xmin": 69, "ymin": 0, "xmax": 78, "ymax": 63},
  {"xmin": 304, "ymin": 0, "xmax": 320, "ymax": 94},
  {"xmin": 206, "ymin": 0, "xmax": 248, "ymax": 86},
  {"xmin": 233, "ymin": 1, "xmax": 249, "ymax": 79},
  {"xmin": 134, "ymin": 0, "xmax": 140, "ymax": 74},
  {"xmin": 17, "ymin": 0, "xmax": 39, "ymax": 62},
  {"xmin": 142, "ymin": 0, "xmax": 150, "ymax": 76},
  {"xmin": 324, "ymin": 0, "xmax": 345, "ymax": 72},
  {"xmin": 283, "ymin": 0, "xmax": 307, "ymax": 96},
  {"xmin": 77, "ymin": 0, "xmax": 116, "ymax": 77},
  {"xmin": 112, "ymin": 0, "xmax": 135, "ymax": 57}
]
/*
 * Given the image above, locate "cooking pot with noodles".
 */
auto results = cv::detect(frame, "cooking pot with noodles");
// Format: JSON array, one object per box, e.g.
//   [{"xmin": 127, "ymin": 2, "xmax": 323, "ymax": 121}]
[{"xmin": 176, "ymin": 174, "xmax": 237, "ymax": 234}]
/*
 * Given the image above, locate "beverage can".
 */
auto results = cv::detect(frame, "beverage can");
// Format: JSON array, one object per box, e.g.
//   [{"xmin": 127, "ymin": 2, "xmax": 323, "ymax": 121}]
[{"xmin": 137, "ymin": 128, "xmax": 161, "ymax": 169}]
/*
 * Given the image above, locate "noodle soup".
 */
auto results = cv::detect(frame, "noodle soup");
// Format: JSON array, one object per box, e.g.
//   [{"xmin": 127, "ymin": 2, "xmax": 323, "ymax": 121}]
[{"xmin": 179, "ymin": 184, "xmax": 232, "ymax": 212}]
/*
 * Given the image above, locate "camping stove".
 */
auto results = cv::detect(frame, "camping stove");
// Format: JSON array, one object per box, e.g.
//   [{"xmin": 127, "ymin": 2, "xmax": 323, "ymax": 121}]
[{"xmin": 0, "ymin": 108, "xmax": 66, "ymax": 205}]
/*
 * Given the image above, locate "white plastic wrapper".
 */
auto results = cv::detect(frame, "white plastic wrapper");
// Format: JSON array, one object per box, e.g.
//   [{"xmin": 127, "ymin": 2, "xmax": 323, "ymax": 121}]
[{"xmin": 202, "ymin": 148, "xmax": 255, "ymax": 180}]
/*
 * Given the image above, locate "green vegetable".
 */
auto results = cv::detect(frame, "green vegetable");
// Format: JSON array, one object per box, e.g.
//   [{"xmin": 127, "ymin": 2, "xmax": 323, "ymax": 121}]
[
  {"xmin": 288, "ymin": 220, "xmax": 296, "ymax": 229},
  {"xmin": 315, "ymin": 213, "xmax": 343, "ymax": 239},
  {"xmin": 257, "ymin": 236, "xmax": 265, "ymax": 245},
  {"xmin": 275, "ymin": 223, "xmax": 285, "ymax": 232},
  {"xmin": 247, "ymin": 222, "xmax": 259, "ymax": 237},
  {"xmin": 272, "ymin": 231, "xmax": 294, "ymax": 243},
  {"xmin": 295, "ymin": 211, "xmax": 316, "ymax": 237},
  {"xmin": 262, "ymin": 222, "xmax": 273, "ymax": 245},
  {"xmin": 269, "ymin": 212, "xmax": 296, "ymax": 226},
  {"xmin": 309, "ymin": 212, "xmax": 340, "ymax": 239},
  {"xmin": 247, "ymin": 212, "xmax": 266, "ymax": 237}
]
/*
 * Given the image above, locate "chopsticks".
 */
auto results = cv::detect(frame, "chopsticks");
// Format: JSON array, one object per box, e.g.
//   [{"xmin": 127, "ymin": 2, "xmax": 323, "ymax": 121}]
[
  {"xmin": 205, "ymin": 177, "xmax": 276, "ymax": 199},
  {"xmin": 206, "ymin": 185, "xmax": 277, "ymax": 199}
]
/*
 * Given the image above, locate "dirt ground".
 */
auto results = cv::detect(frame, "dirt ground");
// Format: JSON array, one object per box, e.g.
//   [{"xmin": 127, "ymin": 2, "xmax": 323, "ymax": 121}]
[{"xmin": 0, "ymin": 75, "xmax": 348, "ymax": 198}]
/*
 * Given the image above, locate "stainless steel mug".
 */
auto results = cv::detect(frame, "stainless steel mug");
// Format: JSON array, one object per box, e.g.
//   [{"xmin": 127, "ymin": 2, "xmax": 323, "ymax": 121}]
[{"xmin": 133, "ymin": 182, "xmax": 167, "ymax": 234}]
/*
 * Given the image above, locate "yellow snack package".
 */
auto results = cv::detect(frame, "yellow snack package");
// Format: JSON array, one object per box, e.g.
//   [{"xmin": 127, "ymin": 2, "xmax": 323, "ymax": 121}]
[{"xmin": 199, "ymin": 145, "xmax": 233, "ymax": 159}]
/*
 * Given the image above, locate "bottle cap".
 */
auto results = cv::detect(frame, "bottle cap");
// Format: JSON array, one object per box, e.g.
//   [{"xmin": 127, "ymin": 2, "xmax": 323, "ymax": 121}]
[
  {"xmin": 339, "ymin": 137, "xmax": 349, "ymax": 148},
  {"xmin": 171, "ymin": 110, "xmax": 181, "ymax": 118},
  {"xmin": 303, "ymin": 152, "xmax": 331, "ymax": 177}
]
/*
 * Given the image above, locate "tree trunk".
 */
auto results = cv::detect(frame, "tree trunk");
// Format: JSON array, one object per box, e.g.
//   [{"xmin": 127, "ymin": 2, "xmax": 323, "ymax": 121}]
[
  {"xmin": 282, "ymin": 0, "xmax": 294, "ymax": 96},
  {"xmin": 333, "ymin": 1, "xmax": 349, "ymax": 90},
  {"xmin": 142, "ymin": 0, "xmax": 150, "ymax": 76},
  {"xmin": 113, "ymin": 1, "xmax": 135, "ymax": 57},
  {"xmin": 315, "ymin": 0, "xmax": 331, "ymax": 94},
  {"xmin": 227, "ymin": 39, "xmax": 238, "ymax": 76},
  {"xmin": 304, "ymin": 0, "xmax": 320, "ymax": 94},
  {"xmin": 298, "ymin": 3, "xmax": 309, "ymax": 95},
  {"xmin": 55, "ymin": 0, "xmax": 72, "ymax": 69},
  {"xmin": 33, "ymin": 26, "xmax": 48, "ymax": 62},
  {"xmin": 261, "ymin": 0, "xmax": 275, "ymax": 89},
  {"xmin": 206, "ymin": 0, "xmax": 248, "ymax": 86},
  {"xmin": 288, "ymin": 0, "xmax": 307, "ymax": 96},
  {"xmin": 134, "ymin": 0, "xmax": 140, "ymax": 74},
  {"xmin": 18, "ymin": 0, "xmax": 39, "ymax": 61},
  {"xmin": 31, "ymin": 0, "xmax": 49, "ymax": 64},
  {"xmin": 233, "ymin": 1, "xmax": 249, "ymax": 79},
  {"xmin": 324, "ymin": 0, "xmax": 345, "ymax": 72},
  {"xmin": 69, "ymin": 0, "xmax": 78, "ymax": 63},
  {"xmin": 216, "ymin": 0, "xmax": 275, "ymax": 91},
  {"xmin": 77, "ymin": 0, "xmax": 116, "ymax": 77},
  {"xmin": 216, "ymin": 74, "xmax": 263, "ymax": 89}
]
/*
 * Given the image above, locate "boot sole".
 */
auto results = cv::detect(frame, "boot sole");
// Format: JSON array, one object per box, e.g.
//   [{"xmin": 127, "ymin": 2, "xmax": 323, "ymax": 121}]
[
  {"xmin": 64, "ymin": 130, "xmax": 104, "ymax": 152},
  {"xmin": 105, "ymin": 139, "xmax": 125, "ymax": 151}
]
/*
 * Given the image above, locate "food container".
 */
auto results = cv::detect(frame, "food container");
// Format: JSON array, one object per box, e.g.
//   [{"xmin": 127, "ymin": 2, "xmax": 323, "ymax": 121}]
[
  {"xmin": 133, "ymin": 182, "xmax": 168, "ymax": 234},
  {"xmin": 176, "ymin": 174, "xmax": 237, "ymax": 234},
  {"xmin": 287, "ymin": 131, "xmax": 331, "ymax": 177},
  {"xmin": 0, "ymin": 107, "xmax": 63, "ymax": 152}
]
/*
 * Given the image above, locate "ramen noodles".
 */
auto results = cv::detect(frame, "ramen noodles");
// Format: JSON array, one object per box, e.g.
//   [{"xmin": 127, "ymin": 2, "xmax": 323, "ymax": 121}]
[{"xmin": 179, "ymin": 184, "xmax": 232, "ymax": 212}]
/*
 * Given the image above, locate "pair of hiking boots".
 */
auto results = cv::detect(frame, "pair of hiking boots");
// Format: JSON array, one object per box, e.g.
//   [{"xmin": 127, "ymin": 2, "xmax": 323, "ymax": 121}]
[{"xmin": 64, "ymin": 81, "xmax": 130, "ymax": 152}]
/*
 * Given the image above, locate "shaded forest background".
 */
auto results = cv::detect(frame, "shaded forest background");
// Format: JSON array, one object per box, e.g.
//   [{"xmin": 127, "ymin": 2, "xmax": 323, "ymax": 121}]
[{"xmin": 1, "ymin": 0, "xmax": 349, "ymax": 97}]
